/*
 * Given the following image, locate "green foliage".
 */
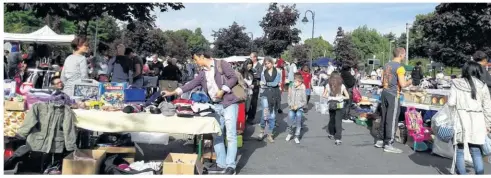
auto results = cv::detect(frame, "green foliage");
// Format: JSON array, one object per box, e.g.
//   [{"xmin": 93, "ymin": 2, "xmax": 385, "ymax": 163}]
[
  {"xmin": 5, "ymin": 3, "xmax": 184, "ymax": 35},
  {"xmin": 350, "ymin": 25, "xmax": 389, "ymax": 61},
  {"xmin": 4, "ymin": 10, "xmax": 44, "ymax": 33},
  {"xmin": 334, "ymin": 28, "xmax": 358, "ymax": 66},
  {"xmin": 421, "ymin": 3, "xmax": 491, "ymax": 67},
  {"xmin": 304, "ymin": 37, "xmax": 334, "ymax": 59}
]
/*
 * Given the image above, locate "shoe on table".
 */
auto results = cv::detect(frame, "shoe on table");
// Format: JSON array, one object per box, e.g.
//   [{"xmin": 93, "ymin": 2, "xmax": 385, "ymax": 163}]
[
  {"xmin": 207, "ymin": 164, "xmax": 226, "ymax": 174},
  {"xmin": 374, "ymin": 140, "xmax": 384, "ymax": 148},
  {"xmin": 224, "ymin": 167, "xmax": 236, "ymax": 175},
  {"xmin": 285, "ymin": 134, "xmax": 293, "ymax": 141},
  {"xmin": 384, "ymin": 145, "xmax": 403, "ymax": 154},
  {"xmin": 267, "ymin": 135, "xmax": 275, "ymax": 143},
  {"xmin": 335, "ymin": 140, "xmax": 342, "ymax": 145},
  {"xmin": 294, "ymin": 137, "xmax": 300, "ymax": 144}
]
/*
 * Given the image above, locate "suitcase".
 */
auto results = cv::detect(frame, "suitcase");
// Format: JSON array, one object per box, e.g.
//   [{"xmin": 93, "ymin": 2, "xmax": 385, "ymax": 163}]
[
  {"xmin": 123, "ymin": 88, "xmax": 146, "ymax": 103},
  {"xmin": 237, "ymin": 102, "xmax": 246, "ymax": 134},
  {"xmin": 73, "ymin": 79, "xmax": 100, "ymax": 100}
]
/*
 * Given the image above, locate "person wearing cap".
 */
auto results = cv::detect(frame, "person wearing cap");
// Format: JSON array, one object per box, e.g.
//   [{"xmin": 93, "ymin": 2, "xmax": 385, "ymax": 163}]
[{"xmin": 163, "ymin": 51, "xmax": 240, "ymax": 175}]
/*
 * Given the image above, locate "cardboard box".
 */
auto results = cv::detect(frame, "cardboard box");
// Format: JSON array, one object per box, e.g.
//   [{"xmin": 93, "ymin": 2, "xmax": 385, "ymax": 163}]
[
  {"xmin": 163, "ymin": 153, "xmax": 203, "ymax": 175},
  {"xmin": 4, "ymin": 101, "xmax": 25, "ymax": 111},
  {"xmin": 62, "ymin": 150, "xmax": 106, "ymax": 175}
]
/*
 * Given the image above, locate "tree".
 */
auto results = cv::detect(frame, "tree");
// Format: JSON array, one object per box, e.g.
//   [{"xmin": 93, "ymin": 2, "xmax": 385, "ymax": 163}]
[
  {"xmin": 421, "ymin": 3, "xmax": 491, "ymax": 67},
  {"xmin": 212, "ymin": 22, "xmax": 252, "ymax": 58},
  {"xmin": 304, "ymin": 37, "xmax": 334, "ymax": 59},
  {"xmin": 395, "ymin": 13, "xmax": 434, "ymax": 59},
  {"xmin": 350, "ymin": 25, "xmax": 389, "ymax": 60},
  {"xmin": 163, "ymin": 30, "xmax": 189, "ymax": 61},
  {"xmin": 334, "ymin": 28, "xmax": 358, "ymax": 66},
  {"xmin": 5, "ymin": 3, "xmax": 185, "ymax": 35},
  {"xmin": 175, "ymin": 28, "xmax": 210, "ymax": 55},
  {"xmin": 117, "ymin": 21, "xmax": 166, "ymax": 57},
  {"xmin": 259, "ymin": 3, "xmax": 301, "ymax": 58},
  {"xmin": 4, "ymin": 10, "xmax": 45, "ymax": 33}
]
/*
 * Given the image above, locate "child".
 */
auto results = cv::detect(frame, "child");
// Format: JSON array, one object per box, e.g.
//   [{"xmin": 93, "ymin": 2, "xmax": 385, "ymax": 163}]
[
  {"xmin": 286, "ymin": 73, "xmax": 307, "ymax": 144},
  {"xmin": 323, "ymin": 71, "xmax": 350, "ymax": 145}
]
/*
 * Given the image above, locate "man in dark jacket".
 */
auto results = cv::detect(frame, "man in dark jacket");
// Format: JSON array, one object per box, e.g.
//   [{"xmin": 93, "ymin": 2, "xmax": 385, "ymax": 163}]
[
  {"xmin": 340, "ymin": 63, "xmax": 356, "ymax": 121},
  {"xmin": 246, "ymin": 52, "xmax": 263, "ymax": 125},
  {"xmin": 161, "ymin": 58, "xmax": 181, "ymax": 82},
  {"xmin": 473, "ymin": 51, "xmax": 491, "ymax": 94},
  {"xmin": 411, "ymin": 62, "xmax": 424, "ymax": 86}
]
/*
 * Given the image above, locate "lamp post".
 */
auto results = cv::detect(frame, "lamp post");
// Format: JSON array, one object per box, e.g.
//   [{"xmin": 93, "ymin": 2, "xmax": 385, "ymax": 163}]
[
  {"xmin": 248, "ymin": 32, "xmax": 254, "ymax": 53},
  {"xmin": 302, "ymin": 10, "xmax": 315, "ymax": 69},
  {"xmin": 389, "ymin": 40, "xmax": 395, "ymax": 63},
  {"xmin": 405, "ymin": 23, "xmax": 411, "ymax": 65}
]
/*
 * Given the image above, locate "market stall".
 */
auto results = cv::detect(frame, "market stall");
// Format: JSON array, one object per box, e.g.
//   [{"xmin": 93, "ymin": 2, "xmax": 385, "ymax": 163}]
[{"xmin": 4, "ymin": 25, "xmax": 75, "ymax": 44}]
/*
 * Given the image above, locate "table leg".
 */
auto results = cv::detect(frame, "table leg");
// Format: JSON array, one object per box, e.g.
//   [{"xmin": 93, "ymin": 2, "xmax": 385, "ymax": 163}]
[{"xmin": 197, "ymin": 135, "xmax": 203, "ymax": 161}]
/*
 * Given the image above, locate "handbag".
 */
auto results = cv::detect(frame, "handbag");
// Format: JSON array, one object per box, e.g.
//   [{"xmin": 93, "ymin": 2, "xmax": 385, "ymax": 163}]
[
  {"xmin": 216, "ymin": 60, "xmax": 247, "ymax": 101},
  {"xmin": 352, "ymin": 87, "xmax": 362, "ymax": 103},
  {"xmin": 483, "ymin": 133, "xmax": 491, "ymax": 156},
  {"xmin": 328, "ymin": 100, "xmax": 343, "ymax": 110}
]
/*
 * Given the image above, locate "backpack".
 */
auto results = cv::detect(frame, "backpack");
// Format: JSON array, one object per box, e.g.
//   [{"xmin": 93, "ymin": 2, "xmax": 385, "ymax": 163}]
[{"xmin": 215, "ymin": 60, "xmax": 247, "ymax": 101}]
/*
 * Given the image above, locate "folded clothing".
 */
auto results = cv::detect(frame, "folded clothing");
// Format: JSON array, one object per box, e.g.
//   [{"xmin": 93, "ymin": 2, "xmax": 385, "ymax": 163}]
[{"xmin": 158, "ymin": 102, "xmax": 176, "ymax": 116}]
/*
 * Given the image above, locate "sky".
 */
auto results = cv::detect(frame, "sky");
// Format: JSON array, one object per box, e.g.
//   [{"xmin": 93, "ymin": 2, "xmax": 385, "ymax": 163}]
[{"xmin": 155, "ymin": 3, "xmax": 438, "ymax": 44}]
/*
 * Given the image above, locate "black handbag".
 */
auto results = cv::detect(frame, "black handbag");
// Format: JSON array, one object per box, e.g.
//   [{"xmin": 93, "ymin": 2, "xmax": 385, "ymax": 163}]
[{"xmin": 328, "ymin": 100, "xmax": 343, "ymax": 111}]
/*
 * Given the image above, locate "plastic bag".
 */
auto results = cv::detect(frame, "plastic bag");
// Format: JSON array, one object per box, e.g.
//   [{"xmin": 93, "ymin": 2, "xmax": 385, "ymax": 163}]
[
  {"xmin": 431, "ymin": 105, "xmax": 454, "ymax": 142},
  {"xmin": 483, "ymin": 133, "xmax": 491, "ymax": 156}
]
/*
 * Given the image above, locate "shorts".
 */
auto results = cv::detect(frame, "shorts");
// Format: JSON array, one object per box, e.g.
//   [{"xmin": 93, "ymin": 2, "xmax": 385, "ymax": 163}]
[{"xmin": 305, "ymin": 89, "xmax": 311, "ymax": 95}]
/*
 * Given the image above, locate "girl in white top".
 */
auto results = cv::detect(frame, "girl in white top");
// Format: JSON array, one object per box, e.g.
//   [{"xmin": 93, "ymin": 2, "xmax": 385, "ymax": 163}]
[{"xmin": 323, "ymin": 71, "xmax": 350, "ymax": 145}]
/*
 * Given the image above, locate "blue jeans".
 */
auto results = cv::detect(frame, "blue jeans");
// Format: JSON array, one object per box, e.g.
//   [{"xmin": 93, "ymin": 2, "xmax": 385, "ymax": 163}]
[
  {"xmin": 455, "ymin": 144, "xmax": 484, "ymax": 175},
  {"xmin": 288, "ymin": 109, "xmax": 303, "ymax": 136},
  {"xmin": 213, "ymin": 104, "xmax": 238, "ymax": 169},
  {"xmin": 260, "ymin": 97, "xmax": 276, "ymax": 134}
]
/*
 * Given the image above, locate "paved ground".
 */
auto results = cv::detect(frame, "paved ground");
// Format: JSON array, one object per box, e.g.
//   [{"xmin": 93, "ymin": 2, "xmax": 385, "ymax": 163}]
[{"xmin": 236, "ymin": 94, "xmax": 491, "ymax": 174}]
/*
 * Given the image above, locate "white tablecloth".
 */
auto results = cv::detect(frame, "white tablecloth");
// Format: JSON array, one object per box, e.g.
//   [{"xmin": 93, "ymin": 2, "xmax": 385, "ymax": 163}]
[
  {"xmin": 73, "ymin": 110, "xmax": 222, "ymax": 135},
  {"xmin": 359, "ymin": 79, "xmax": 382, "ymax": 86}
]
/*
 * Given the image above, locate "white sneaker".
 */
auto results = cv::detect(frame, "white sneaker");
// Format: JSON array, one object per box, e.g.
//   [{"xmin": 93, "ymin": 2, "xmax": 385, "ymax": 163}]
[
  {"xmin": 294, "ymin": 137, "xmax": 300, "ymax": 144},
  {"xmin": 285, "ymin": 134, "xmax": 292, "ymax": 141}
]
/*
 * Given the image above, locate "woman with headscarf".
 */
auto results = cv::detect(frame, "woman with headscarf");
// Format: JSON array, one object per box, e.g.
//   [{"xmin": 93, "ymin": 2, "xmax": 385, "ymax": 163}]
[
  {"xmin": 61, "ymin": 36, "xmax": 90, "ymax": 96},
  {"xmin": 108, "ymin": 44, "xmax": 132, "ymax": 83}
]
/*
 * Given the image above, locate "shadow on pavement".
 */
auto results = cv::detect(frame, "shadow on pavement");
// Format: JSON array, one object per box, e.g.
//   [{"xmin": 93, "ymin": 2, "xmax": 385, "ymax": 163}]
[{"xmin": 408, "ymin": 152, "xmax": 452, "ymax": 175}]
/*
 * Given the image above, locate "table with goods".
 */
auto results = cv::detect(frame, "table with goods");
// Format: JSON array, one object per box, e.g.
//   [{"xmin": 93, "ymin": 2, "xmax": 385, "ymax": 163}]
[{"xmin": 4, "ymin": 78, "xmax": 246, "ymax": 175}]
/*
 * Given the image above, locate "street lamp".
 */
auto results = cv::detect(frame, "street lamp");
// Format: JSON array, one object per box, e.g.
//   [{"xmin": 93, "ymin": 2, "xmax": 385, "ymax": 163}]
[
  {"xmin": 302, "ymin": 10, "xmax": 315, "ymax": 69},
  {"xmin": 247, "ymin": 32, "xmax": 254, "ymax": 53},
  {"xmin": 405, "ymin": 23, "xmax": 411, "ymax": 65}
]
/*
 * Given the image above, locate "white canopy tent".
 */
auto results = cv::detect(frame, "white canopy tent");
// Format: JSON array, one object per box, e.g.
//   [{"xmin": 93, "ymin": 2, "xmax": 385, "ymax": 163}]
[{"xmin": 3, "ymin": 25, "xmax": 76, "ymax": 44}]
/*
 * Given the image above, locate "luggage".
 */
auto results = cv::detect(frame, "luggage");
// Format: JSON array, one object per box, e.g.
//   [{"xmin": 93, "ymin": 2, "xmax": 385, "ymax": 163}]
[
  {"xmin": 73, "ymin": 79, "xmax": 100, "ymax": 100},
  {"xmin": 124, "ymin": 88, "xmax": 146, "ymax": 103},
  {"xmin": 237, "ymin": 102, "xmax": 246, "ymax": 133}
]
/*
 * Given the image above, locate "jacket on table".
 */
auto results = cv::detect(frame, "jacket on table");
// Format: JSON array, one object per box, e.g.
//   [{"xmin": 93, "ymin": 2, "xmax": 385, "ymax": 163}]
[{"xmin": 17, "ymin": 102, "xmax": 77, "ymax": 153}]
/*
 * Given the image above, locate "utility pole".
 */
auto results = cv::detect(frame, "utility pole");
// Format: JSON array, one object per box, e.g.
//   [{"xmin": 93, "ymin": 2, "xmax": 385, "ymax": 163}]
[{"xmin": 405, "ymin": 23, "xmax": 410, "ymax": 65}]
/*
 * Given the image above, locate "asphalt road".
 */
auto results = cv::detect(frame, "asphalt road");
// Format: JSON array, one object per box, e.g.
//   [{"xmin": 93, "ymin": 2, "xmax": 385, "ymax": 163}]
[{"xmin": 236, "ymin": 95, "xmax": 491, "ymax": 174}]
